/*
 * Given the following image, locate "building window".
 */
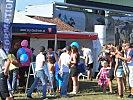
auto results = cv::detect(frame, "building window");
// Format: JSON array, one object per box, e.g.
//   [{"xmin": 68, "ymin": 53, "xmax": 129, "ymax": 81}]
[{"xmin": 48, "ymin": 40, "xmax": 66, "ymax": 50}]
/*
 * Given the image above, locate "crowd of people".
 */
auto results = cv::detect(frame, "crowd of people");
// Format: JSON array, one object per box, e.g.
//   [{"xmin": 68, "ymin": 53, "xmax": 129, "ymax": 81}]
[
  {"xmin": 0, "ymin": 39, "xmax": 133, "ymax": 100},
  {"xmin": 97, "ymin": 43, "xmax": 133, "ymax": 98},
  {"xmin": 0, "ymin": 40, "xmax": 33, "ymax": 100}
]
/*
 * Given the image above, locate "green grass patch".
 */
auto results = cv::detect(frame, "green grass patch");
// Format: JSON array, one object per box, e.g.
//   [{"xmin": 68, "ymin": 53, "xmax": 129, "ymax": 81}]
[{"xmin": 13, "ymin": 79, "xmax": 131, "ymax": 100}]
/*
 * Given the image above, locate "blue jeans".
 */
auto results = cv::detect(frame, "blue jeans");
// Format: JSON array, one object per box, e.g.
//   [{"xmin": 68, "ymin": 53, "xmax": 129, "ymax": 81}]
[
  {"xmin": 9, "ymin": 68, "xmax": 19, "ymax": 92},
  {"xmin": 60, "ymin": 72, "xmax": 69, "ymax": 96},
  {"xmin": 27, "ymin": 70, "xmax": 46, "ymax": 98}
]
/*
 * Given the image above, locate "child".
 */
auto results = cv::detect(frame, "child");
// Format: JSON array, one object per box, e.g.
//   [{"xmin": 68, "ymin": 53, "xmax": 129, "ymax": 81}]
[
  {"xmin": 53, "ymin": 50, "xmax": 63, "ymax": 94},
  {"xmin": 55, "ymin": 61, "xmax": 63, "ymax": 93},
  {"xmin": 96, "ymin": 61, "xmax": 109, "ymax": 93},
  {"xmin": 47, "ymin": 56, "xmax": 55, "ymax": 95}
]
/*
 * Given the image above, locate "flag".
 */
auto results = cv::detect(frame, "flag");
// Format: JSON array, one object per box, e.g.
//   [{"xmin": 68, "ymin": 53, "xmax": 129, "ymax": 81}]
[{"xmin": 0, "ymin": 0, "xmax": 16, "ymax": 54}]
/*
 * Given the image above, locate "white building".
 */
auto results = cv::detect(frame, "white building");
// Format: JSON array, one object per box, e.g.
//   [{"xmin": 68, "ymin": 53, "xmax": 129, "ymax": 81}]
[{"xmin": 14, "ymin": 2, "xmax": 107, "ymax": 76}]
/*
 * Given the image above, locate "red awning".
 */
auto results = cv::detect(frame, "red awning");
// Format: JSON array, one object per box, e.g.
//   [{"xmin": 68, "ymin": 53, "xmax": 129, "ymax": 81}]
[{"xmin": 13, "ymin": 32, "xmax": 98, "ymax": 40}]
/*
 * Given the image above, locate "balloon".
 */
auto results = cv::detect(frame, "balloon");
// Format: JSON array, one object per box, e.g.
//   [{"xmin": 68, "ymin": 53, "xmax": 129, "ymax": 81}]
[
  {"xmin": 20, "ymin": 54, "xmax": 28, "ymax": 62},
  {"xmin": 70, "ymin": 42, "xmax": 79, "ymax": 48},
  {"xmin": 17, "ymin": 48, "xmax": 26, "ymax": 57}
]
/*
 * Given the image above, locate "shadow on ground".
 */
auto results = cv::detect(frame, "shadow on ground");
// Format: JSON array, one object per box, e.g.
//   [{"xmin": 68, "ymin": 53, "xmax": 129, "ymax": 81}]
[{"xmin": 79, "ymin": 80, "xmax": 100, "ymax": 93}]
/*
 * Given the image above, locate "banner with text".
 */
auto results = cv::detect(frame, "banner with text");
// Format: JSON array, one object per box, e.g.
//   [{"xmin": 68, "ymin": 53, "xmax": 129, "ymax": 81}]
[{"xmin": 0, "ymin": 0, "xmax": 16, "ymax": 54}]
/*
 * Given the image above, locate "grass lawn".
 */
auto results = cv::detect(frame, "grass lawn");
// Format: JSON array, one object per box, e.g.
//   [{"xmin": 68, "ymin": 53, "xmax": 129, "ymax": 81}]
[{"xmin": 13, "ymin": 79, "xmax": 131, "ymax": 100}]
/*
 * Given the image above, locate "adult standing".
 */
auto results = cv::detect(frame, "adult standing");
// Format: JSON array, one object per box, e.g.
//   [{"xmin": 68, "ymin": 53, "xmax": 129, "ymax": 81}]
[
  {"xmin": 107, "ymin": 44, "xmax": 115, "ymax": 94},
  {"xmin": 70, "ymin": 46, "xmax": 80, "ymax": 94},
  {"xmin": 81, "ymin": 46, "xmax": 93, "ymax": 81},
  {"xmin": 19, "ymin": 40, "xmax": 33, "ymax": 91},
  {"xmin": 27, "ymin": 46, "xmax": 47, "ymax": 99},
  {"xmin": 0, "ymin": 41, "xmax": 13, "ymax": 100},
  {"xmin": 119, "ymin": 43, "xmax": 133, "ymax": 98},
  {"xmin": 114, "ymin": 45, "xmax": 124, "ymax": 98},
  {"xmin": 97, "ymin": 45, "xmax": 110, "ymax": 71},
  {"xmin": 8, "ymin": 42, "xmax": 20, "ymax": 94},
  {"xmin": 58, "ymin": 46, "xmax": 71, "ymax": 98},
  {"xmin": 47, "ymin": 48, "xmax": 55, "ymax": 63}
]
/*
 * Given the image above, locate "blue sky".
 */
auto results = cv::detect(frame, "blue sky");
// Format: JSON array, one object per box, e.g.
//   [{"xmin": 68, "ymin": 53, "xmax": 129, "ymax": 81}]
[{"xmin": 15, "ymin": 0, "xmax": 64, "ymax": 11}]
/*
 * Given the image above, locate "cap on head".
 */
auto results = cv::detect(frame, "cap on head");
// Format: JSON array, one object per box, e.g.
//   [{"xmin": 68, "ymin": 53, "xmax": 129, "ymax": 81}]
[
  {"xmin": 39, "ymin": 46, "xmax": 45, "ymax": 52},
  {"xmin": 21, "ymin": 40, "xmax": 28, "ymax": 47},
  {"xmin": 70, "ymin": 42, "xmax": 79, "ymax": 48}
]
